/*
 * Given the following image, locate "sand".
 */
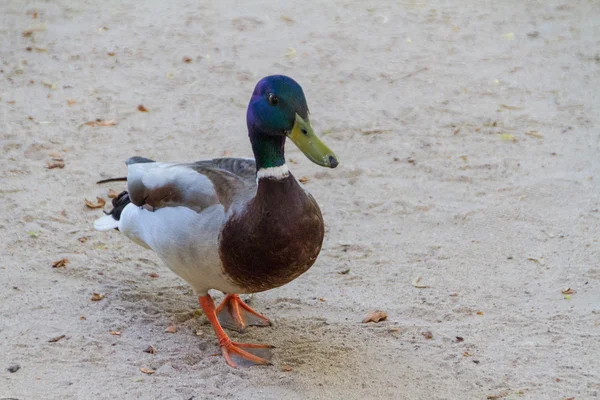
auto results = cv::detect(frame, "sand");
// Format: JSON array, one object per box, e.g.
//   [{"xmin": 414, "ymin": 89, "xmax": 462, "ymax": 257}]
[{"xmin": 1, "ymin": 0, "xmax": 599, "ymax": 399}]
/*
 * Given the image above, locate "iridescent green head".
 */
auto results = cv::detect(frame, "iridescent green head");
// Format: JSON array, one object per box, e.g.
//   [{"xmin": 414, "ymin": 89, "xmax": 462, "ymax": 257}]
[{"xmin": 247, "ymin": 75, "xmax": 338, "ymax": 170}]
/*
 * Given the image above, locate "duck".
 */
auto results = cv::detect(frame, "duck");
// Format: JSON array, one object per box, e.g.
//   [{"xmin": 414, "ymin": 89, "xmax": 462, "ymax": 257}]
[{"xmin": 94, "ymin": 75, "xmax": 339, "ymax": 367}]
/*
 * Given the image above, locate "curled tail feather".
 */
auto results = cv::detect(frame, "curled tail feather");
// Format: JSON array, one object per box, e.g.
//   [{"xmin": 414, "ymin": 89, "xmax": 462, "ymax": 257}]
[{"xmin": 94, "ymin": 191, "xmax": 131, "ymax": 231}]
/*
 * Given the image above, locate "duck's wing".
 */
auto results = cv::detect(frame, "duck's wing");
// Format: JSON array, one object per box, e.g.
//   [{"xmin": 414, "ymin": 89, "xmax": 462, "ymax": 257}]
[
  {"xmin": 192, "ymin": 157, "xmax": 257, "ymax": 182},
  {"xmin": 127, "ymin": 157, "xmax": 256, "ymax": 213}
]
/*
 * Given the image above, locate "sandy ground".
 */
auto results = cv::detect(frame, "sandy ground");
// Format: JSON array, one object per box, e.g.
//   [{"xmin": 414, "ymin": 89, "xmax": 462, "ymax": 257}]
[{"xmin": 2, "ymin": 0, "xmax": 599, "ymax": 399}]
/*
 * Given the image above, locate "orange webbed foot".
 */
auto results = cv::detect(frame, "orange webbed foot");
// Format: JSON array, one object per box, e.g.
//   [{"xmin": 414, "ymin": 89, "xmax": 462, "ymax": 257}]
[
  {"xmin": 199, "ymin": 294, "xmax": 273, "ymax": 368},
  {"xmin": 216, "ymin": 294, "xmax": 271, "ymax": 332}
]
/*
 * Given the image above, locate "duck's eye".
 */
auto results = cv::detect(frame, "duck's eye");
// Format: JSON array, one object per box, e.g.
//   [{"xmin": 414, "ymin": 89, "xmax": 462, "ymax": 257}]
[{"xmin": 267, "ymin": 93, "xmax": 279, "ymax": 106}]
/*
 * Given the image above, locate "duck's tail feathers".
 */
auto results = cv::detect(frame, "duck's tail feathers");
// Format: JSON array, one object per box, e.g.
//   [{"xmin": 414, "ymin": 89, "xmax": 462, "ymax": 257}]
[{"xmin": 93, "ymin": 191, "xmax": 131, "ymax": 231}]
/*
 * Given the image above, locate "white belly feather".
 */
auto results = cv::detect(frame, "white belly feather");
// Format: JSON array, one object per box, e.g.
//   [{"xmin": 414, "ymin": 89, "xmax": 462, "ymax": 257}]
[{"xmin": 118, "ymin": 203, "xmax": 241, "ymax": 295}]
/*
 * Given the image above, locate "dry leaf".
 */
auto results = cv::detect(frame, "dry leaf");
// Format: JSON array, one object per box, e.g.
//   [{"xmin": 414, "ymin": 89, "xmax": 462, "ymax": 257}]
[
  {"xmin": 140, "ymin": 367, "xmax": 155, "ymax": 375},
  {"xmin": 52, "ymin": 258, "xmax": 70, "ymax": 268},
  {"xmin": 362, "ymin": 310, "xmax": 388, "ymax": 323},
  {"xmin": 109, "ymin": 330, "xmax": 121, "ymax": 336},
  {"xmin": 42, "ymin": 80, "xmax": 57, "ymax": 90},
  {"xmin": 421, "ymin": 331, "xmax": 433, "ymax": 339},
  {"xmin": 561, "ymin": 288, "xmax": 575, "ymax": 295},
  {"xmin": 47, "ymin": 161, "xmax": 65, "ymax": 169},
  {"xmin": 66, "ymin": 99, "xmax": 76, "ymax": 106},
  {"xmin": 137, "ymin": 104, "xmax": 149, "ymax": 112},
  {"xmin": 280, "ymin": 15, "xmax": 295, "ymax": 23},
  {"xmin": 107, "ymin": 188, "xmax": 119, "ymax": 198},
  {"xmin": 525, "ymin": 130, "xmax": 544, "ymax": 139},
  {"xmin": 298, "ymin": 176, "xmax": 310, "ymax": 184},
  {"xmin": 476, "ymin": 311, "xmax": 484, "ymax": 316},
  {"xmin": 149, "ymin": 273, "xmax": 159, "ymax": 278},
  {"xmin": 284, "ymin": 48, "xmax": 296, "ymax": 58},
  {"xmin": 183, "ymin": 56, "xmax": 192, "ymax": 63},
  {"xmin": 90, "ymin": 292, "xmax": 105, "ymax": 301},
  {"xmin": 463, "ymin": 351, "xmax": 471, "ymax": 357},
  {"xmin": 411, "ymin": 276, "xmax": 431, "ymax": 288},
  {"xmin": 83, "ymin": 119, "xmax": 117, "ymax": 127},
  {"xmin": 281, "ymin": 365, "xmax": 293, "ymax": 372},
  {"xmin": 80, "ymin": 316, "xmax": 86, "ymax": 320},
  {"xmin": 165, "ymin": 323, "xmax": 177, "ymax": 333},
  {"xmin": 48, "ymin": 334, "xmax": 66, "ymax": 343},
  {"xmin": 84, "ymin": 197, "xmax": 106, "ymax": 209},
  {"xmin": 143, "ymin": 345, "xmax": 157, "ymax": 354},
  {"xmin": 107, "ymin": 52, "xmax": 116, "ymax": 56}
]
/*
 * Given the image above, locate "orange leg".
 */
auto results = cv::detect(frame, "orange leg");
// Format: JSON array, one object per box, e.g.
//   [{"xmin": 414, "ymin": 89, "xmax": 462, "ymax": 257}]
[
  {"xmin": 199, "ymin": 294, "xmax": 273, "ymax": 368},
  {"xmin": 215, "ymin": 294, "xmax": 271, "ymax": 332}
]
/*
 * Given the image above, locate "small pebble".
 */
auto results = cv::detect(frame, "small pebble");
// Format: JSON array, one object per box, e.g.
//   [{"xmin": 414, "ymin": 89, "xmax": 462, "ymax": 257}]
[{"xmin": 8, "ymin": 364, "xmax": 20, "ymax": 373}]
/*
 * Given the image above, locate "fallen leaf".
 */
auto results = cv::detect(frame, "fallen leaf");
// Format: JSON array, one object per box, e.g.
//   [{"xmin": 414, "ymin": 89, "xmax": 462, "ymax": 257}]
[
  {"xmin": 281, "ymin": 365, "xmax": 293, "ymax": 372},
  {"xmin": 42, "ymin": 80, "xmax": 57, "ymax": 90},
  {"xmin": 499, "ymin": 104, "xmax": 521, "ymax": 110},
  {"xmin": 525, "ymin": 130, "xmax": 544, "ymax": 139},
  {"xmin": 561, "ymin": 288, "xmax": 575, "ymax": 295},
  {"xmin": 143, "ymin": 345, "xmax": 157, "ymax": 354},
  {"xmin": 109, "ymin": 330, "xmax": 121, "ymax": 336},
  {"xmin": 318, "ymin": 298, "xmax": 326, "ymax": 302},
  {"xmin": 47, "ymin": 161, "xmax": 65, "ymax": 169},
  {"xmin": 107, "ymin": 188, "xmax": 119, "ymax": 198},
  {"xmin": 52, "ymin": 258, "xmax": 70, "ymax": 268},
  {"xmin": 66, "ymin": 99, "xmax": 76, "ymax": 106},
  {"xmin": 362, "ymin": 310, "xmax": 388, "ymax": 323},
  {"xmin": 463, "ymin": 351, "xmax": 471, "ymax": 357},
  {"xmin": 107, "ymin": 52, "xmax": 116, "ymax": 56},
  {"xmin": 412, "ymin": 276, "xmax": 431, "ymax": 288},
  {"xmin": 137, "ymin": 104, "xmax": 149, "ymax": 112},
  {"xmin": 140, "ymin": 367, "xmax": 155, "ymax": 375},
  {"xmin": 527, "ymin": 257, "xmax": 545, "ymax": 265},
  {"xmin": 298, "ymin": 176, "xmax": 310, "ymax": 184},
  {"xmin": 284, "ymin": 47, "xmax": 296, "ymax": 58},
  {"xmin": 28, "ymin": 231, "xmax": 40, "ymax": 238},
  {"xmin": 487, "ymin": 393, "xmax": 509, "ymax": 400},
  {"xmin": 280, "ymin": 15, "xmax": 295, "ymax": 23},
  {"xmin": 421, "ymin": 331, "xmax": 433, "ymax": 339},
  {"xmin": 183, "ymin": 56, "xmax": 192, "ymax": 63},
  {"xmin": 149, "ymin": 273, "xmax": 159, "ymax": 278},
  {"xmin": 165, "ymin": 323, "xmax": 177, "ymax": 333},
  {"xmin": 78, "ymin": 236, "xmax": 89, "ymax": 243},
  {"xmin": 361, "ymin": 127, "xmax": 392, "ymax": 135},
  {"xmin": 90, "ymin": 292, "xmax": 105, "ymax": 301},
  {"xmin": 84, "ymin": 197, "xmax": 106, "ymax": 209},
  {"xmin": 195, "ymin": 329, "xmax": 203, "ymax": 336},
  {"xmin": 80, "ymin": 316, "xmax": 86, "ymax": 320},
  {"xmin": 82, "ymin": 119, "xmax": 117, "ymax": 128},
  {"xmin": 48, "ymin": 334, "xmax": 66, "ymax": 343},
  {"xmin": 500, "ymin": 134, "xmax": 517, "ymax": 142},
  {"xmin": 476, "ymin": 311, "xmax": 484, "ymax": 316}
]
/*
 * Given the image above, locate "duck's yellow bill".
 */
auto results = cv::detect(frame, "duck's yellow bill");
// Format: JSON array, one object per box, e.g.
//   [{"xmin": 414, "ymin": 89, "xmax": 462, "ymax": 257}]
[{"xmin": 287, "ymin": 114, "xmax": 339, "ymax": 168}]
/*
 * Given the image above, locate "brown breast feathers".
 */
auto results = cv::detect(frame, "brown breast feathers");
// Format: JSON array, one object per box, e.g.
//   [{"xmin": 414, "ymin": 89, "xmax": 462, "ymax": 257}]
[{"xmin": 219, "ymin": 174, "xmax": 324, "ymax": 293}]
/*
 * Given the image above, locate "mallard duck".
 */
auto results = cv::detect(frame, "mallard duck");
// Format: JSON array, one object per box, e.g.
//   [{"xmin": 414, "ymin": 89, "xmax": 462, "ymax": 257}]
[{"xmin": 94, "ymin": 75, "xmax": 338, "ymax": 367}]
